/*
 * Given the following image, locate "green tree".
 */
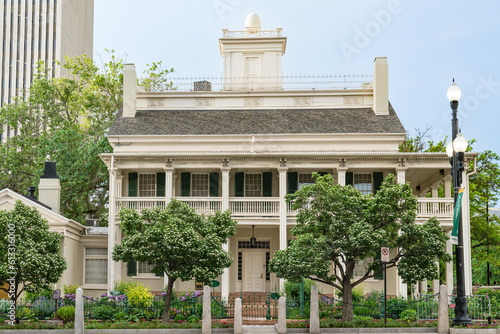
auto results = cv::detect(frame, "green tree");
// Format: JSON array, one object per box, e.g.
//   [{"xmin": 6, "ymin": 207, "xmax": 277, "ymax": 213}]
[
  {"xmin": 0, "ymin": 54, "xmax": 176, "ymax": 224},
  {"xmin": 469, "ymin": 151, "xmax": 500, "ymax": 284},
  {"xmin": 0, "ymin": 201, "xmax": 67, "ymax": 304},
  {"xmin": 269, "ymin": 174, "xmax": 451, "ymax": 322},
  {"xmin": 112, "ymin": 199, "xmax": 237, "ymax": 323},
  {"xmin": 0, "ymin": 53, "xmax": 124, "ymax": 223}
]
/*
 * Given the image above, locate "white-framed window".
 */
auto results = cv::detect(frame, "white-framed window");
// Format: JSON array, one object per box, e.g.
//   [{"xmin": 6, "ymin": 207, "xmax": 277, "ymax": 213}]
[
  {"xmin": 192, "ymin": 174, "xmax": 209, "ymax": 197},
  {"xmin": 245, "ymin": 174, "xmax": 262, "ymax": 197},
  {"xmin": 138, "ymin": 262, "xmax": 155, "ymax": 275},
  {"xmin": 354, "ymin": 174, "xmax": 372, "ymax": 195},
  {"xmin": 299, "ymin": 173, "xmax": 316, "ymax": 190},
  {"xmin": 139, "ymin": 174, "xmax": 156, "ymax": 197},
  {"xmin": 84, "ymin": 248, "xmax": 108, "ymax": 285}
]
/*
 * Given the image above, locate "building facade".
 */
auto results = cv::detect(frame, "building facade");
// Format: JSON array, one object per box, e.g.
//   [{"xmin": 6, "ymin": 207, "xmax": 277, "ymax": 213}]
[
  {"xmin": 97, "ymin": 14, "xmax": 475, "ymax": 300},
  {"xmin": 0, "ymin": 0, "xmax": 94, "ymax": 108}
]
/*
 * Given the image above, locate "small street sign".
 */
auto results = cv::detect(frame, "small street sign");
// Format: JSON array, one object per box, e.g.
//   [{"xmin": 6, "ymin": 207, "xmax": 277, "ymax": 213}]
[{"xmin": 381, "ymin": 247, "xmax": 390, "ymax": 262}]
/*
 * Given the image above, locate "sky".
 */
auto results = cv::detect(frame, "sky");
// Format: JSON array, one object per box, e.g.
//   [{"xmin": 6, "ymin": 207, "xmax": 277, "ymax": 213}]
[{"xmin": 94, "ymin": 0, "xmax": 500, "ymax": 155}]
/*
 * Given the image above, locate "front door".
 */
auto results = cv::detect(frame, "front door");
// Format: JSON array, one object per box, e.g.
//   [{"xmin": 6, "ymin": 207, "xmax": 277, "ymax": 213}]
[{"xmin": 243, "ymin": 251, "xmax": 264, "ymax": 292}]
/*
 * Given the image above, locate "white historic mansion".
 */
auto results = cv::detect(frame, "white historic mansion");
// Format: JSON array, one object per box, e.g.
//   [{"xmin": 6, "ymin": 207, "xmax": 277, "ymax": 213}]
[{"xmin": 66, "ymin": 13, "xmax": 473, "ymax": 299}]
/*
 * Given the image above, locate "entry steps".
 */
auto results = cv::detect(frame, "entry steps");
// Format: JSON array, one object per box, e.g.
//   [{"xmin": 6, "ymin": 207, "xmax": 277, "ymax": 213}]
[{"xmin": 243, "ymin": 325, "xmax": 277, "ymax": 334}]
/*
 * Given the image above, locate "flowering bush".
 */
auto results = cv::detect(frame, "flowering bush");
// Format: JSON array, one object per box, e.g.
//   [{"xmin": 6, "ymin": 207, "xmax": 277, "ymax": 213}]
[
  {"xmin": 126, "ymin": 283, "xmax": 153, "ymax": 308},
  {"xmin": 63, "ymin": 284, "xmax": 80, "ymax": 295},
  {"xmin": 57, "ymin": 306, "xmax": 75, "ymax": 323}
]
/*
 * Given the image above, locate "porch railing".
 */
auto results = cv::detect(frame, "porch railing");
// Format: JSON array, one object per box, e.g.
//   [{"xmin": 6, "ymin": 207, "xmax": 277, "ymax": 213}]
[
  {"xmin": 115, "ymin": 197, "xmax": 455, "ymax": 219},
  {"xmin": 417, "ymin": 198, "xmax": 454, "ymax": 217},
  {"xmin": 229, "ymin": 198, "xmax": 280, "ymax": 216}
]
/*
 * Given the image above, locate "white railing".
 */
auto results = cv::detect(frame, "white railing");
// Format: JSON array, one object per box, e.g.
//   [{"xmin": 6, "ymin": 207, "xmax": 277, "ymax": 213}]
[
  {"xmin": 222, "ymin": 29, "xmax": 282, "ymax": 38},
  {"xmin": 229, "ymin": 198, "xmax": 280, "ymax": 216},
  {"xmin": 137, "ymin": 74, "xmax": 372, "ymax": 92},
  {"xmin": 116, "ymin": 197, "xmax": 454, "ymax": 219},
  {"xmin": 417, "ymin": 198, "xmax": 454, "ymax": 217},
  {"xmin": 116, "ymin": 197, "xmax": 166, "ymax": 213},
  {"xmin": 177, "ymin": 197, "xmax": 222, "ymax": 214}
]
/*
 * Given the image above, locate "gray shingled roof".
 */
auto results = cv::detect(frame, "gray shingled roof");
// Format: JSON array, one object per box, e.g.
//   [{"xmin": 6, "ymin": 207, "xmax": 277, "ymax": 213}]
[{"xmin": 108, "ymin": 107, "xmax": 405, "ymax": 136}]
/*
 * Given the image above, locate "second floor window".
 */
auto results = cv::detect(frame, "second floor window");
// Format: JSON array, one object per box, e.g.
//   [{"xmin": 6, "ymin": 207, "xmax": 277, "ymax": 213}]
[
  {"xmin": 354, "ymin": 174, "xmax": 372, "ymax": 195},
  {"xmin": 192, "ymin": 174, "xmax": 209, "ymax": 197},
  {"xmin": 298, "ymin": 173, "xmax": 316, "ymax": 189},
  {"xmin": 245, "ymin": 174, "xmax": 262, "ymax": 197},
  {"xmin": 139, "ymin": 174, "xmax": 156, "ymax": 197}
]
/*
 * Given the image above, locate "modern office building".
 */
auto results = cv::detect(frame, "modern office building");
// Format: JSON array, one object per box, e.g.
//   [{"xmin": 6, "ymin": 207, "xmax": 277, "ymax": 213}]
[{"xmin": 0, "ymin": 0, "xmax": 94, "ymax": 107}]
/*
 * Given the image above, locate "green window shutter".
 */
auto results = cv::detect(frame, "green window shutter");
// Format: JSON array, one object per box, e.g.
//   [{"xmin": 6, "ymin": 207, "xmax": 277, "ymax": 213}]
[
  {"xmin": 374, "ymin": 250, "xmax": 383, "ymax": 280},
  {"xmin": 288, "ymin": 172, "xmax": 298, "ymax": 194},
  {"xmin": 128, "ymin": 173, "xmax": 138, "ymax": 197},
  {"xmin": 263, "ymin": 172, "xmax": 272, "ymax": 197},
  {"xmin": 127, "ymin": 260, "xmax": 137, "ymax": 276},
  {"xmin": 235, "ymin": 172, "xmax": 244, "ymax": 197},
  {"xmin": 346, "ymin": 172, "xmax": 354, "ymax": 186},
  {"xmin": 318, "ymin": 172, "xmax": 327, "ymax": 176},
  {"xmin": 181, "ymin": 173, "xmax": 191, "ymax": 197},
  {"xmin": 210, "ymin": 173, "xmax": 219, "ymax": 197},
  {"xmin": 156, "ymin": 173, "xmax": 165, "ymax": 197},
  {"xmin": 373, "ymin": 172, "xmax": 384, "ymax": 194}
]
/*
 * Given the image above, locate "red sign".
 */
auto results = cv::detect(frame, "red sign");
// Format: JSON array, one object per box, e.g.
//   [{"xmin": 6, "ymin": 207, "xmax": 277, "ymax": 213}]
[{"xmin": 381, "ymin": 247, "xmax": 390, "ymax": 262}]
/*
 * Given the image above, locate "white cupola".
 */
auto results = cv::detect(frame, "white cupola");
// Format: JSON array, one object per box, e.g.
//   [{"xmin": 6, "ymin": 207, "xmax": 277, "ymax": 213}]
[{"xmin": 220, "ymin": 13, "xmax": 287, "ymax": 90}]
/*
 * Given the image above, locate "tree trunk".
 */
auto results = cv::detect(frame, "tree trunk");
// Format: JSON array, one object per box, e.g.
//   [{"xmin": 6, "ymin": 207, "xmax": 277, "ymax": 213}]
[
  {"xmin": 161, "ymin": 276, "xmax": 175, "ymax": 323},
  {"xmin": 341, "ymin": 280, "xmax": 354, "ymax": 323}
]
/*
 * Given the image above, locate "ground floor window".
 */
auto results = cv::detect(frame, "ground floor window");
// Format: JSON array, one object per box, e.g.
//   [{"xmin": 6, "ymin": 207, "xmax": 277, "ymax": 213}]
[
  {"xmin": 138, "ymin": 262, "xmax": 155, "ymax": 274},
  {"xmin": 84, "ymin": 248, "xmax": 108, "ymax": 285}
]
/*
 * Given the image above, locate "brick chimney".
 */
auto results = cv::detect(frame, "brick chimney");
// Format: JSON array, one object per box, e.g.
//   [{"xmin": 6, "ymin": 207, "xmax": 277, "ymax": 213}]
[{"xmin": 38, "ymin": 161, "xmax": 61, "ymax": 214}]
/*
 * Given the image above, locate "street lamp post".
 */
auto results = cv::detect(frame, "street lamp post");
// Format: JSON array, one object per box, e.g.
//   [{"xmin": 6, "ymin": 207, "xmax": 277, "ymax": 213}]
[{"xmin": 446, "ymin": 80, "xmax": 471, "ymax": 326}]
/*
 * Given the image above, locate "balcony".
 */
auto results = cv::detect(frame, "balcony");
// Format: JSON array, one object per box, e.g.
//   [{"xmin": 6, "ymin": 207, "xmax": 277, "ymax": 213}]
[{"xmin": 115, "ymin": 197, "xmax": 454, "ymax": 222}]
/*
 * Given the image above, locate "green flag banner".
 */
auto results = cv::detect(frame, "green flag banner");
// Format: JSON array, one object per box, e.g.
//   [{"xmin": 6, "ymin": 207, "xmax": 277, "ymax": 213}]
[{"xmin": 451, "ymin": 188, "xmax": 464, "ymax": 245}]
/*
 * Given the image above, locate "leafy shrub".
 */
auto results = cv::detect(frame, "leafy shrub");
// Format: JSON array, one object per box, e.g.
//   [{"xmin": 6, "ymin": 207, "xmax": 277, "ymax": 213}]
[
  {"xmin": 63, "ymin": 284, "xmax": 80, "ymax": 295},
  {"xmin": 92, "ymin": 304, "xmax": 115, "ymax": 320},
  {"xmin": 284, "ymin": 279, "xmax": 316, "ymax": 301},
  {"xmin": 57, "ymin": 306, "xmax": 75, "ymax": 323},
  {"xmin": 114, "ymin": 279, "xmax": 137, "ymax": 296},
  {"xmin": 175, "ymin": 314, "xmax": 186, "ymax": 321},
  {"xmin": 16, "ymin": 306, "xmax": 35, "ymax": 319},
  {"xmin": 399, "ymin": 309, "xmax": 417, "ymax": 322},
  {"xmin": 113, "ymin": 312, "xmax": 126, "ymax": 320},
  {"xmin": 187, "ymin": 315, "xmax": 200, "ymax": 323},
  {"xmin": 335, "ymin": 286, "xmax": 364, "ymax": 303},
  {"xmin": 25, "ymin": 288, "xmax": 53, "ymax": 301},
  {"xmin": 126, "ymin": 283, "xmax": 153, "ymax": 308}
]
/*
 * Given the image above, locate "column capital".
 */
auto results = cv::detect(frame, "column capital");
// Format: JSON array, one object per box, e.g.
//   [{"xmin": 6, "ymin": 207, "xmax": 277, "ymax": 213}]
[
  {"xmin": 336, "ymin": 167, "xmax": 348, "ymax": 172},
  {"xmin": 278, "ymin": 167, "xmax": 288, "ymax": 173},
  {"xmin": 221, "ymin": 167, "xmax": 231, "ymax": 173},
  {"xmin": 395, "ymin": 167, "xmax": 408, "ymax": 172},
  {"xmin": 163, "ymin": 167, "xmax": 175, "ymax": 173}
]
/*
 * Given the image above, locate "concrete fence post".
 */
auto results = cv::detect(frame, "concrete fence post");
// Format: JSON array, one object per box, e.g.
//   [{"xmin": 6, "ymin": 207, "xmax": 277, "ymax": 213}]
[
  {"xmin": 277, "ymin": 296, "xmax": 287, "ymax": 334},
  {"xmin": 310, "ymin": 285, "xmax": 319, "ymax": 334},
  {"xmin": 438, "ymin": 284, "xmax": 449, "ymax": 333},
  {"xmin": 234, "ymin": 298, "xmax": 242, "ymax": 334},
  {"xmin": 202, "ymin": 285, "xmax": 211, "ymax": 334},
  {"xmin": 74, "ymin": 287, "xmax": 84, "ymax": 334}
]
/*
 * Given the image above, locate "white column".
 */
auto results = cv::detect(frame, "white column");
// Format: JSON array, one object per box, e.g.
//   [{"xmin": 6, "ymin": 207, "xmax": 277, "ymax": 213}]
[
  {"xmin": 116, "ymin": 174, "xmax": 123, "ymax": 198},
  {"xmin": 107, "ymin": 157, "xmax": 116, "ymax": 292},
  {"xmin": 278, "ymin": 167, "xmax": 288, "ymax": 290},
  {"xmin": 431, "ymin": 185, "xmax": 439, "ymax": 214},
  {"xmin": 221, "ymin": 167, "xmax": 231, "ymax": 300},
  {"xmin": 446, "ymin": 231, "xmax": 454, "ymax": 296},
  {"xmin": 395, "ymin": 167, "xmax": 407, "ymax": 298},
  {"xmin": 443, "ymin": 176, "xmax": 452, "ymax": 198},
  {"xmin": 422, "ymin": 280, "xmax": 428, "ymax": 294},
  {"xmin": 396, "ymin": 167, "xmax": 408, "ymax": 185},
  {"xmin": 433, "ymin": 260, "xmax": 440, "ymax": 293},
  {"xmin": 221, "ymin": 167, "xmax": 230, "ymax": 211},
  {"xmin": 462, "ymin": 169, "xmax": 472, "ymax": 295},
  {"xmin": 164, "ymin": 168, "xmax": 174, "ymax": 203},
  {"xmin": 337, "ymin": 167, "xmax": 347, "ymax": 186}
]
